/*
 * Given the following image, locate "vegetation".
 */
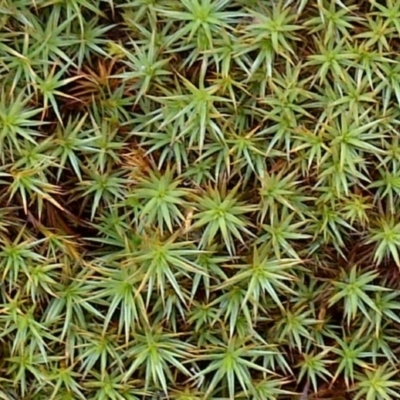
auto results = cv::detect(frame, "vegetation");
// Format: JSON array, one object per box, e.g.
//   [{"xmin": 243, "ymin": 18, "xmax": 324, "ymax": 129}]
[{"xmin": 1, "ymin": 0, "xmax": 400, "ymax": 398}]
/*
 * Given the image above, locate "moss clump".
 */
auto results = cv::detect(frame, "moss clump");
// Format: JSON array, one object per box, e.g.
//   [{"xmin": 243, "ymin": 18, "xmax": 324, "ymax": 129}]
[{"xmin": 0, "ymin": 0, "xmax": 400, "ymax": 399}]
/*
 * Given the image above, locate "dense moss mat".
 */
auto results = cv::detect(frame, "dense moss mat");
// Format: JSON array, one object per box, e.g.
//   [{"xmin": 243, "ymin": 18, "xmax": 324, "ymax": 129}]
[{"xmin": 1, "ymin": 0, "xmax": 400, "ymax": 399}]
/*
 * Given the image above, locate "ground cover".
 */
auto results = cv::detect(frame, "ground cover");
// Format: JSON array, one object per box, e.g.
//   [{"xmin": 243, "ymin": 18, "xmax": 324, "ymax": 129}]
[{"xmin": 0, "ymin": 1, "xmax": 400, "ymax": 399}]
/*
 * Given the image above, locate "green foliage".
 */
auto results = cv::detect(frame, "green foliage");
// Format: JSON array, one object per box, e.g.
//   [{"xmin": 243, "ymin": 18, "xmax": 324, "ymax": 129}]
[{"xmin": 1, "ymin": 0, "xmax": 400, "ymax": 399}]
